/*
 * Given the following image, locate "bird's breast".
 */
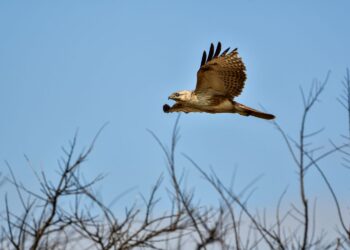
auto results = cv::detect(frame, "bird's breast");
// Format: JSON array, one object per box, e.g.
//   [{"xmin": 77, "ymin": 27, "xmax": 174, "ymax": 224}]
[{"xmin": 190, "ymin": 94, "xmax": 235, "ymax": 113}]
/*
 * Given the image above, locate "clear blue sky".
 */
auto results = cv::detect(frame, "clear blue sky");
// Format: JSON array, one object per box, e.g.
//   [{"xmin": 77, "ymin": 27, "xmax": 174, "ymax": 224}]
[{"xmin": 1, "ymin": 0, "xmax": 350, "ymax": 231}]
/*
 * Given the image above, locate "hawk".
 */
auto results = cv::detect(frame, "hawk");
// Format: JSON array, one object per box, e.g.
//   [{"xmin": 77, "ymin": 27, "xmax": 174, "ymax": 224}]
[{"xmin": 163, "ymin": 42, "xmax": 275, "ymax": 120}]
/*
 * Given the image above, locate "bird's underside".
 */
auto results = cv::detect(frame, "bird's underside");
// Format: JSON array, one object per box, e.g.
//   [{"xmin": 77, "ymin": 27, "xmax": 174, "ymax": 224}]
[
  {"xmin": 164, "ymin": 42, "xmax": 275, "ymax": 120},
  {"xmin": 163, "ymin": 99, "xmax": 275, "ymax": 120}
]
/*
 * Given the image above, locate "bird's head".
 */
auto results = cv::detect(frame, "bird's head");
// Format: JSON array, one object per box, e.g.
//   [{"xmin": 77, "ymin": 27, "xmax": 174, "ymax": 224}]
[{"xmin": 168, "ymin": 90, "xmax": 192, "ymax": 102}]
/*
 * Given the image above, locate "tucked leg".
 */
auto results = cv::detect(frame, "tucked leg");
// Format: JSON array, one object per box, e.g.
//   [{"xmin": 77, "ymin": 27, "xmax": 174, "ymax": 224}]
[{"xmin": 163, "ymin": 103, "xmax": 190, "ymax": 113}]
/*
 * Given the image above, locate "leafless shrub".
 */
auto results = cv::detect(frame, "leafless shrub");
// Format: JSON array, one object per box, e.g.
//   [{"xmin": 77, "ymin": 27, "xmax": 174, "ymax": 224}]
[
  {"xmin": 0, "ymin": 125, "xmax": 190, "ymax": 250},
  {"xmin": 272, "ymin": 71, "xmax": 350, "ymax": 249}
]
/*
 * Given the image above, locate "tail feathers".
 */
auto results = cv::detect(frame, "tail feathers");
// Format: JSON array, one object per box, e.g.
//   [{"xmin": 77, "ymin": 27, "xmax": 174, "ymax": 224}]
[{"xmin": 234, "ymin": 102, "xmax": 275, "ymax": 120}]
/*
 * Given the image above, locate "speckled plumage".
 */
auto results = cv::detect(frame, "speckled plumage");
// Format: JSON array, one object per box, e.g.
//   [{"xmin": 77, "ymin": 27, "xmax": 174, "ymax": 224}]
[{"xmin": 196, "ymin": 47, "xmax": 246, "ymax": 98}]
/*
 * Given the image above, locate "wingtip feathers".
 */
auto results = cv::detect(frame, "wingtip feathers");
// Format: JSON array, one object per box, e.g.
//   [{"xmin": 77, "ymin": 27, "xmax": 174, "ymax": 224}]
[
  {"xmin": 213, "ymin": 41, "xmax": 221, "ymax": 58},
  {"xmin": 200, "ymin": 42, "xmax": 238, "ymax": 67},
  {"xmin": 200, "ymin": 51, "xmax": 207, "ymax": 66},
  {"xmin": 207, "ymin": 43, "xmax": 214, "ymax": 61}
]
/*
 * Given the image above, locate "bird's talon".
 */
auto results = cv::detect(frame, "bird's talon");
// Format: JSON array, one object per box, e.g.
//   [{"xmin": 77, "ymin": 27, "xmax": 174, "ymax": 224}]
[{"xmin": 163, "ymin": 104, "xmax": 170, "ymax": 113}]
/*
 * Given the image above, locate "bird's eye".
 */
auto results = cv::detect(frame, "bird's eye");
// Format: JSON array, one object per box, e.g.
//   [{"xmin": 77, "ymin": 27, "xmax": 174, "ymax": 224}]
[{"xmin": 175, "ymin": 93, "xmax": 180, "ymax": 97}]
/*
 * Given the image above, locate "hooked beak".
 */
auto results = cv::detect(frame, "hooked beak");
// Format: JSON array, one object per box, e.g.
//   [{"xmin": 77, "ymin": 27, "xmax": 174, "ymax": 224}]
[{"xmin": 168, "ymin": 94, "xmax": 175, "ymax": 100}]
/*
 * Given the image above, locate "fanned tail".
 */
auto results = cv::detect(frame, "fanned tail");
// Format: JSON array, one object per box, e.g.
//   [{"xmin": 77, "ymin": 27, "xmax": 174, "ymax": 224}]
[{"xmin": 234, "ymin": 102, "xmax": 275, "ymax": 120}]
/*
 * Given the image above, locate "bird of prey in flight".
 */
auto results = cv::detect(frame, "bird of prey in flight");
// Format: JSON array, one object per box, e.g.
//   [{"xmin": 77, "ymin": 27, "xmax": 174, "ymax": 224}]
[{"xmin": 163, "ymin": 42, "xmax": 275, "ymax": 120}]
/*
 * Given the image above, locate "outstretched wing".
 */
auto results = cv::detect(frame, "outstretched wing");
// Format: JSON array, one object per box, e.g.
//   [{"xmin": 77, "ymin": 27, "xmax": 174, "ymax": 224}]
[{"xmin": 195, "ymin": 42, "xmax": 246, "ymax": 99}]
